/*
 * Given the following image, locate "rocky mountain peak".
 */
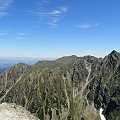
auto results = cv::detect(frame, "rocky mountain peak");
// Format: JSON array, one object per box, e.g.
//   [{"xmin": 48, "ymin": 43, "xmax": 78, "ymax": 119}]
[
  {"xmin": 110, "ymin": 50, "xmax": 118, "ymax": 54},
  {"xmin": 103, "ymin": 50, "xmax": 120, "ymax": 68},
  {"xmin": 108, "ymin": 50, "xmax": 120, "ymax": 61}
]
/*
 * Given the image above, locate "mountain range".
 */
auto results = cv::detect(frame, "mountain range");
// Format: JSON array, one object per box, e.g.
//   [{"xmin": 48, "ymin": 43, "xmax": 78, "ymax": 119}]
[
  {"xmin": 0, "ymin": 58, "xmax": 40, "ymax": 73},
  {"xmin": 0, "ymin": 50, "xmax": 120, "ymax": 120}
]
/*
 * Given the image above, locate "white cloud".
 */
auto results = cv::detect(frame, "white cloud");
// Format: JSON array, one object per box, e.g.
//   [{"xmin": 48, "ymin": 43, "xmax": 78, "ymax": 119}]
[
  {"xmin": 46, "ymin": 19, "xmax": 59, "ymax": 28},
  {"xmin": 0, "ymin": 30, "xmax": 8, "ymax": 35},
  {"xmin": 35, "ymin": 7, "xmax": 68, "ymax": 17},
  {"xmin": 78, "ymin": 24, "xmax": 92, "ymax": 29},
  {"xmin": 0, "ymin": 11, "xmax": 8, "ymax": 17},
  {"xmin": 18, "ymin": 33, "xmax": 27, "ymax": 36},
  {"xmin": 37, "ymin": 6, "xmax": 68, "ymax": 27},
  {"xmin": 42, "ymin": 0, "xmax": 49, "ymax": 4},
  {"xmin": 0, "ymin": 0, "xmax": 13, "ymax": 17},
  {"xmin": 30, "ymin": 0, "xmax": 68, "ymax": 28},
  {"xmin": 16, "ymin": 32, "xmax": 27, "ymax": 40},
  {"xmin": 77, "ymin": 23, "xmax": 100, "ymax": 29},
  {"xmin": 49, "ymin": 7, "xmax": 68, "ymax": 16},
  {"xmin": 46, "ymin": 22, "xmax": 57, "ymax": 28}
]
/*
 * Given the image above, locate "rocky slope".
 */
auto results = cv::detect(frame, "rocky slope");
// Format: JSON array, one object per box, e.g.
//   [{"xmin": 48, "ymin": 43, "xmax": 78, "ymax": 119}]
[
  {"xmin": 0, "ymin": 103, "xmax": 39, "ymax": 120},
  {"xmin": 88, "ymin": 50, "xmax": 120, "ymax": 120},
  {"xmin": 0, "ymin": 50, "xmax": 120, "ymax": 120}
]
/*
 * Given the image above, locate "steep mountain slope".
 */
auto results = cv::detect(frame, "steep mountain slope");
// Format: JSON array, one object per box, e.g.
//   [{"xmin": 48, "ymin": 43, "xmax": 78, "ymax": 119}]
[
  {"xmin": 0, "ymin": 63, "xmax": 29, "ymax": 102},
  {"xmin": 0, "ymin": 51, "xmax": 120, "ymax": 120},
  {"xmin": 88, "ymin": 50, "xmax": 120, "ymax": 120}
]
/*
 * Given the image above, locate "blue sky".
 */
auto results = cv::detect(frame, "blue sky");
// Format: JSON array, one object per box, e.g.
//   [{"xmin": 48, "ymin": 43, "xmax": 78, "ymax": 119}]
[{"xmin": 0, "ymin": 0, "xmax": 120, "ymax": 58}]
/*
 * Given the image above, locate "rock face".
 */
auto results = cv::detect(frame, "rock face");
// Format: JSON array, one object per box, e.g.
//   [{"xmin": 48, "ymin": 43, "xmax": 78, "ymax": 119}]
[
  {"xmin": 0, "ymin": 103, "xmax": 39, "ymax": 120},
  {"xmin": 0, "ymin": 50, "xmax": 120, "ymax": 120},
  {"xmin": 87, "ymin": 50, "xmax": 120, "ymax": 120}
]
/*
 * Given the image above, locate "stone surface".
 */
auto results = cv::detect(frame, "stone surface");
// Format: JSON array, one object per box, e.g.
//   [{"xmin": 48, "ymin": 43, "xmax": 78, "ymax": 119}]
[{"xmin": 0, "ymin": 103, "xmax": 39, "ymax": 120}]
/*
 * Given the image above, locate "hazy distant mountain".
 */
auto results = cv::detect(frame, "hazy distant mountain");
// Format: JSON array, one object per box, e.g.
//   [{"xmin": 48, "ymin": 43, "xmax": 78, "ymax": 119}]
[
  {"xmin": 0, "ymin": 57, "xmax": 43, "ymax": 73},
  {"xmin": 0, "ymin": 51, "xmax": 120, "ymax": 120},
  {"xmin": 0, "ymin": 63, "xmax": 13, "ymax": 74}
]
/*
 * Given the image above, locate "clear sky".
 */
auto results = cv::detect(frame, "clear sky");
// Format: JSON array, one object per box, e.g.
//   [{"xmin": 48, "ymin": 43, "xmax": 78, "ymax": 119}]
[{"xmin": 0, "ymin": 0, "xmax": 120, "ymax": 58}]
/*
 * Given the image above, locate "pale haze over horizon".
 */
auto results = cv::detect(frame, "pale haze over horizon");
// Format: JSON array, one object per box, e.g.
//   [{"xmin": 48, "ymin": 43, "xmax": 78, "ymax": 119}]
[{"xmin": 0, "ymin": 0, "xmax": 120, "ymax": 58}]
